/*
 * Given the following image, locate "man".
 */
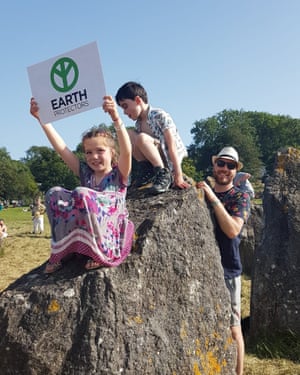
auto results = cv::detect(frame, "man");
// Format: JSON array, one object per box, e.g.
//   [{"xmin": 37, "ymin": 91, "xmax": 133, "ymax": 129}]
[{"xmin": 197, "ymin": 146, "xmax": 251, "ymax": 375}]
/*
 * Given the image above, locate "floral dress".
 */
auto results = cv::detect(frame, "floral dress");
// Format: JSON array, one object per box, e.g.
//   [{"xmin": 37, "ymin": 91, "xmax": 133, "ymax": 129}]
[{"xmin": 45, "ymin": 163, "xmax": 134, "ymax": 267}]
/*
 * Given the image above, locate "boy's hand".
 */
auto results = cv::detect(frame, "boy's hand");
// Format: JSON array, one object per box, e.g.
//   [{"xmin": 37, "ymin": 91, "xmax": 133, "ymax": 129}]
[{"xmin": 174, "ymin": 174, "xmax": 190, "ymax": 189}]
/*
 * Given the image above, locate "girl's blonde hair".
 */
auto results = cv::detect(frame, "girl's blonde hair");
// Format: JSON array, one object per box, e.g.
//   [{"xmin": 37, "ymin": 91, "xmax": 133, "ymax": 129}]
[{"xmin": 81, "ymin": 126, "xmax": 119, "ymax": 166}]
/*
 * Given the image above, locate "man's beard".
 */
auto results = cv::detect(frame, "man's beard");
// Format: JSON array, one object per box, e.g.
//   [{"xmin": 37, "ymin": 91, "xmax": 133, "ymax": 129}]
[{"xmin": 213, "ymin": 172, "xmax": 233, "ymax": 186}]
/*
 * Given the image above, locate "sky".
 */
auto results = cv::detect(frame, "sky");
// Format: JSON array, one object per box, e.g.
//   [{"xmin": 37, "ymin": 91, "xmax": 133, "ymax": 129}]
[{"xmin": 2, "ymin": 0, "xmax": 300, "ymax": 160}]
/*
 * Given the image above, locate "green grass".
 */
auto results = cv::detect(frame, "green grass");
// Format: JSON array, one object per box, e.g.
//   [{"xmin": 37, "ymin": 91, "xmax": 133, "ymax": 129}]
[
  {"xmin": 0, "ymin": 207, "xmax": 300, "ymax": 375},
  {"xmin": 0, "ymin": 206, "xmax": 31, "ymax": 224},
  {"xmin": 0, "ymin": 206, "xmax": 50, "ymax": 289},
  {"xmin": 247, "ymin": 330, "xmax": 300, "ymax": 362}
]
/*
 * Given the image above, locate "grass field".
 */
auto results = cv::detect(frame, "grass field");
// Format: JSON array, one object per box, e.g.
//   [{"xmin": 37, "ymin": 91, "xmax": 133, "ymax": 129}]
[
  {"xmin": 0, "ymin": 207, "xmax": 299, "ymax": 375},
  {"xmin": 0, "ymin": 206, "xmax": 50, "ymax": 290}
]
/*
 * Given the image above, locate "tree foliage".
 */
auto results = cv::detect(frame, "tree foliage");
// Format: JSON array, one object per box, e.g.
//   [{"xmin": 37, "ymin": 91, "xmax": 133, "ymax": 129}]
[
  {"xmin": 250, "ymin": 112, "xmax": 300, "ymax": 172},
  {"xmin": 0, "ymin": 147, "xmax": 37, "ymax": 202},
  {"xmin": 181, "ymin": 157, "xmax": 203, "ymax": 181},
  {"xmin": 24, "ymin": 146, "xmax": 80, "ymax": 193},
  {"xmin": 188, "ymin": 109, "xmax": 300, "ymax": 178}
]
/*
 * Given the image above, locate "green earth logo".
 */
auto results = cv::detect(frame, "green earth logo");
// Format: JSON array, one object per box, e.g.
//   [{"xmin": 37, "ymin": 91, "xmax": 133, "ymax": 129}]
[{"xmin": 50, "ymin": 57, "xmax": 79, "ymax": 93}]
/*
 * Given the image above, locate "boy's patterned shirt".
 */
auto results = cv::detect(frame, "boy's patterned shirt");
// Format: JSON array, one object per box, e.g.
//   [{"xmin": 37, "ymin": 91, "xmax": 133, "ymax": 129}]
[{"xmin": 135, "ymin": 106, "xmax": 187, "ymax": 172}]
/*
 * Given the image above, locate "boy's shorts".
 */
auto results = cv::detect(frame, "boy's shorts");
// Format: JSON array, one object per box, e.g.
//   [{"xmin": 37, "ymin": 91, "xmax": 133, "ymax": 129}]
[{"xmin": 225, "ymin": 275, "xmax": 241, "ymax": 327}]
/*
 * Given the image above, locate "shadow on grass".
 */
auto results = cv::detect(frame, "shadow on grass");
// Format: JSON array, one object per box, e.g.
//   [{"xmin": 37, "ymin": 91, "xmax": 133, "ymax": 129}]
[{"xmin": 243, "ymin": 316, "xmax": 300, "ymax": 364}]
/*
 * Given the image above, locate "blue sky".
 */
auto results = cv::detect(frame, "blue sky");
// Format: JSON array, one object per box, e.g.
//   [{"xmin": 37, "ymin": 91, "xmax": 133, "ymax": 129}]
[{"xmin": 2, "ymin": 1, "xmax": 300, "ymax": 160}]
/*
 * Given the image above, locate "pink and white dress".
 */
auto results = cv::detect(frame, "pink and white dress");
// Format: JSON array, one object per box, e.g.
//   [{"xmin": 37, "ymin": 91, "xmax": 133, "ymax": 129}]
[{"xmin": 45, "ymin": 163, "xmax": 134, "ymax": 267}]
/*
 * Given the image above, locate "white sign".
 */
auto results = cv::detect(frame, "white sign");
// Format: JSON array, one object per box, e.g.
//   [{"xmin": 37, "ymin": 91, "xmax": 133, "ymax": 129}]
[{"xmin": 27, "ymin": 41, "xmax": 106, "ymax": 124}]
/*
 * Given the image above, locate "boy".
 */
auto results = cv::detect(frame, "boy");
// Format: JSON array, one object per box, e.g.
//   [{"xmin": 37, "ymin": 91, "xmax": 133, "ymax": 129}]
[{"xmin": 115, "ymin": 81, "xmax": 190, "ymax": 194}]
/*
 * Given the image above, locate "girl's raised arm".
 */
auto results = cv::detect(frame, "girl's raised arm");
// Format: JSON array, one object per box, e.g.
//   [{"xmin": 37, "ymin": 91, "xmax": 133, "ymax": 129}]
[
  {"xmin": 30, "ymin": 98, "xmax": 80, "ymax": 176},
  {"xmin": 102, "ymin": 96, "xmax": 132, "ymax": 181}
]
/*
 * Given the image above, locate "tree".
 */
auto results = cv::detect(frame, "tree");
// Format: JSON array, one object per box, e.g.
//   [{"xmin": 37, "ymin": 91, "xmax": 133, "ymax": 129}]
[
  {"xmin": 189, "ymin": 110, "xmax": 262, "ymax": 178},
  {"xmin": 9, "ymin": 161, "xmax": 38, "ymax": 202},
  {"xmin": 251, "ymin": 112, "xmax": 300, "ymax": 174},
  {"xmin": 181, "ymin": 157, "xmax": 203, "ymax": 181},
  {"xmin": 24, "ymin": 146, "xmax": 79, "ymax": 193},
  {"xmin": 0, "ymin": 148, "xmax": 37, "ymax": 202},
  {"xmin": 189, "ymin": 109, "xmax": 300, "ymax": 179},
  {"xmin": 0, "ymin": 148, "xmax": 12, "ymax": 199}
]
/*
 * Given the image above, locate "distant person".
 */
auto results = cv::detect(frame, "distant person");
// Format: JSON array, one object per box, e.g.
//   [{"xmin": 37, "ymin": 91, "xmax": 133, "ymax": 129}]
[
  {"xmin": 197, "ymin": 146, "xmax": 251, "ymax": 375},
  {"xmin": 115, "ymin": 81, "xmax": 190, "ymax": 194},
  {"xmin": 30, "ymin": 96, "xmax": 134, "ymax": 274},
  {"xmin": 31, "ymin": 196, "xmax": 46, "ymax": 234},
  {"xmin": 0, "ymin": 218, "xmax": 8, "ymax": 245}
]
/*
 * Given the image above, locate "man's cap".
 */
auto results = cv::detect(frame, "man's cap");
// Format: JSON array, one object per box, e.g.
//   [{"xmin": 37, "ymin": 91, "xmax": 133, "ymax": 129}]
[{"xmin": 212, "ymin": 146, "xmax": 243, "ymax": 170}]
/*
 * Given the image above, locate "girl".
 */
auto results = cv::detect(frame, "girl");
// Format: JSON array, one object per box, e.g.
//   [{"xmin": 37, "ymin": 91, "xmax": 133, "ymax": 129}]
[
  {"xmin": 30, "ymin": 96, "xmax": 134, "ymax": 273},
  {"xmin": 31, "ymin": 196, "xmax": 46, "ymax": 234}
]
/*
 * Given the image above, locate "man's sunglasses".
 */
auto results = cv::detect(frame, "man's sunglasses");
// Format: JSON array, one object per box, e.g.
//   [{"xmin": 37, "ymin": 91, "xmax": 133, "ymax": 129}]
[{"xmin": 215, "ymin": 159, "xmax": 237, "ymax": 170}]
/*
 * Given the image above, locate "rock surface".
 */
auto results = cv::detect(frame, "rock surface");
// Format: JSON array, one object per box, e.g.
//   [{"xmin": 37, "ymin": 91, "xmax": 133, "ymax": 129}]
[
  {"xmin": 239, "ymin": 204, "xmax": 264, "ymax": 277},
  {"xmin": 0, "ymin": 187, "xmax": 236, "ymax": 374},
  {"xmin": 250, "ymin": 147, "xmax": 300, "ymax": 337}
]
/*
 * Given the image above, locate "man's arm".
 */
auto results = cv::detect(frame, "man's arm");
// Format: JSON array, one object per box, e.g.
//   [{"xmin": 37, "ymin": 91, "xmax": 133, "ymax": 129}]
[
  {"xmin": 211, "ymin": 202, "xmax": 244, "ymax": 238},
  {"xmin": 197, "ymin": 181, "xmax": 246, "ymax": 238}
]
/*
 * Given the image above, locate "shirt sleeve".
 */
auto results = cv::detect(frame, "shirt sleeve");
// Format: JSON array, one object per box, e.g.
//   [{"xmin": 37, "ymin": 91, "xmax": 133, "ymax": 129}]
[
  {"xmin": 227, "ymin": 189, "xmax": 251, "ymax": 223},
  {"xmin": 152, "ymin": 108, "xmax": 176, "ymax": 132}
]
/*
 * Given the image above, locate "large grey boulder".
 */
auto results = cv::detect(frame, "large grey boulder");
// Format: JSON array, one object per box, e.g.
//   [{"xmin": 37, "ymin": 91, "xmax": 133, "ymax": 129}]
[
  {"xmin": 0, "ymin": 187, "xmax": 236, "ymax": 374},
  {"xmin": 239, "ymin": 204, "xmax": 264, "ymax": 277},
  {"xmin": 250, "ymin": 147, "xmax": 300, "ymax": 337}
]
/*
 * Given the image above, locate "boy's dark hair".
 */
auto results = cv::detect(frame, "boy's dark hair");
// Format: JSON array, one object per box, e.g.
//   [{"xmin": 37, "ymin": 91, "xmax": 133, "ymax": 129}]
[{"xmin": 115, "ymin": 81, "xmax": 148, "ymax": 105}]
